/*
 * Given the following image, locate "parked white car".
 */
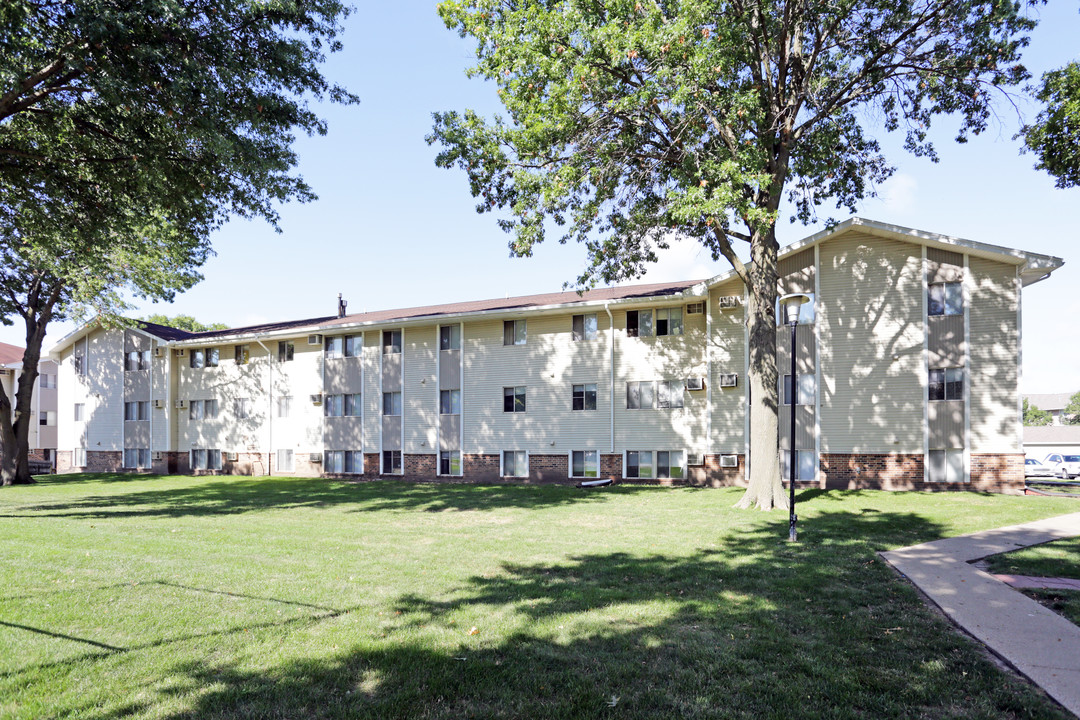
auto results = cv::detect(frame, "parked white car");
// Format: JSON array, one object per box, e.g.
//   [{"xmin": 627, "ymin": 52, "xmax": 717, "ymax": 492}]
[
  {"xmin": 1024, "ymin": 458, "xmax": 1055, "ymax": 478},
  {"xmin": 1043, "ymin": 453, "xmax": 1080, "ymax": 479}
]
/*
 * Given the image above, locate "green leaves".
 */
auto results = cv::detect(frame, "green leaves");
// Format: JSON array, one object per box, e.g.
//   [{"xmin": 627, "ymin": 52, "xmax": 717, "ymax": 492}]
[{"xmin": 1024, "ymin": 61, "xmax": 1080, "ymax": 189}]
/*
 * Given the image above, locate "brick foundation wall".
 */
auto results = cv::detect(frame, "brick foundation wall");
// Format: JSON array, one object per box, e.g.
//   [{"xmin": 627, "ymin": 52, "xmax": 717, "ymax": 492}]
[
  {"xmin": 464, "ymin": 453, "xmax": 501, "ymax": 482},
  {"xmin": 821, "ymin": 453, "xmax": 923, "ymax": 490},
  {"xmin": 970, "ymin": 454, "xmax": 1025, "ymax": 494},
  {"xmin": 87, "ymin": 451, "xmax": 122, "ymax": 473},
  {"xmin": 701, "ymin": 454, "xmax": 746, "ymax": 487},
  {"xmin": 56, "ymin": 450, "xmax": 74, "ymax": 474},
  {"xmin": 364, "ymin": 453, "xmax": 380, "ymax": 476},
  {"xmin": 528, "ymin": 453, "xmax": 568, "ymax": 483},
  {"xmin": 600, "ymin": 454, "xmax": 622, "ymax": 481},
  {"xmin": 404, "ymin": 453, "xmax": 436, "ymax": 480}
]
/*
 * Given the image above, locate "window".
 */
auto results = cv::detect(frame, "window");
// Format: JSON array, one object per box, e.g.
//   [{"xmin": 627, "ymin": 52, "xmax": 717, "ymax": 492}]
[
  {"xmin": 503, "ymin": 386, "xmax": 526, "ymax": 413},
  {"xmin": 572, "ymin": 314, "xmax": 598, "ymax": 341},
  {"xmin": 503, "ymin": 450, "xmax": 527, "ymax": 477},
  {"xmin": 440, "ymin": 389, "xmax": 461, "ymax": 415},
  {"xmin": 657, "ymin": 381, "xmax": 685, "ymax": 409},
  {"xmin": 440, "ymin": 450, "xmax": 461, "ymax": 475},
  {"xmin": 686, "ymin": 302, "xmax": 705, "ymax": 314},
  {"xmin": 139, "ymin": 448, "xmax": 150, "ymax": 468},
  {"xmin": 124, "ymin": 449, "xmax": 151, "ymax": 469},
  {"xmin": 572, "ymin": 383, "xmax": 597, "ymax": 411},
  {"xmin": 235, "ymin": 345, "xmax": 250, "ymax": 365},
  {"xmin": 190, "ymin": 349, "xmax": 204, "ymax": 369},
  {"xmin": 783, "ymin": 374, "xmax": 816, "ymax": 406},
  {"xmin": 382, "ymin": 450, "xmax": 402, "ymax": 474},
  {"xmin": 382, "ymin": 330, "xmax": 401, "ymax": 354},
  {"xmin": 324, "ymin": 394, "xmax": 344, "ymax": 417},
  {"xmin": 189, "ymin": 399, "xmax": 217, "ymax": 420},
  {"xmin": 125, "ymin": 350, "xmax": 150, "ymax": 372},
  {"xmin": 345, "ymin": 451, "xmax": 363, "ymax": 473},
  {"xmin": 345, "ymin": 335, "xmax": 362, "ymax": 357},
  {"xmin": 277, "ymin": 396, "xmax": 292, "ymax": 418},
  {"xmin": 503, "ymin": 319, "xmax": 526, "ymax": 346},
  {"xmin": 325, "ymin": 450, "xmax": 344, "ymax": 473},
  {"xmin": 234, "ymin": 398, "xmax": 251, "ymax": 419},
  {"xmin": 191, "ymin": 448, "xmax": 222, "ymax": 471},
  {"xmin": 657, "ymin": 450, "xmax": 685, "ymax": 479},
  {"xmin": 927, "ymin": 449, "xmax": 964, "ymax": 483},
  {"xmin": 928, "ymin": 368, "xmax": 963, "ymax": 401},
  {"xmin": 74, "ymin": 403, "xmax": 85, "ymax": 422},
  {"xmin": 276, "ymin": 448, "xmax": 294, "ymax": 472},
  {"xmin": 626, "ymin": 310, "xmax": 653, "ymax": 338},
  {"xmin": 656, "ymin": 308, "xmax": 683, "ymax": 336},
  {"xmin": 39, "ymin": 411, "xmax": 55, "ymax": 426},
  {"xmin": 627, "ymin": 451, "xmax": 653, "ymax": 478},
  {"xmin": 440, "ymin": 325, "xmax": 461, "ymax": 350},
  {"xmin": 345, "ymin": 394, "xmax": 361, "ymax": 416},
  {"xmin": 278, "ymin": 341, "xmax": 294, "ymax": 363},
  {"xmin": 125, "ymin": 401, "xmax": 150, "ymax": 421},
  {"xmin": 325, "ymin": 336, "xmax": 343, "ymax": 359},
  {"xmin": 74, "ymin": 353, "xmax": 86, "ymax": 376},
  {"xmin": 928, "ymin": 282, "xmax": 962, "ymax": 317},
  {"xmin": 189, "ymin": 348, "xmax": 218, "ymax": 369},
  {"xmin": 39, "ymin": 373, "xmax": 56, "ymax": 389},
  {"xmin": 781, "ymin": 450, "xmax": 817, "ymax": 481},
  {"xmin": 73, "ymin": 448, "xmax": 86, "ymax": 467},
  {"xmin": 572, "ymin": 450, "xmax": 599, "ymax": 478},
  {"xmin": 382, "ymin": 392, "xmax": 402, "ymax": 416},
  {"xmin": 626, "ymin": 381, "xmax": 655, "ymax": 410}
]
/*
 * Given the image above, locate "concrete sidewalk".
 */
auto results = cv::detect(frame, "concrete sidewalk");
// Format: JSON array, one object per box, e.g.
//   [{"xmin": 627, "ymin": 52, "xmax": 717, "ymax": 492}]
[{"xmin": 881, "ymin": 512, "xmax": 1080, "ymax": 718}]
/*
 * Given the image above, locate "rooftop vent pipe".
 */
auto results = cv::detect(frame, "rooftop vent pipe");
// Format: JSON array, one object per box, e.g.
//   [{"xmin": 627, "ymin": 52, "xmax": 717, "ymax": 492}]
[{"xmin": 337, "ymin": 293, "xmax": 347, "ymax": 318}]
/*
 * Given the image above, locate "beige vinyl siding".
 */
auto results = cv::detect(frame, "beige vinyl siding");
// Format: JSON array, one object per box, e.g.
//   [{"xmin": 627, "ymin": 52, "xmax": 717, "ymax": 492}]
[
  {"xmin": 177, "ymin": 341, "xmax": 266, "ymax": 452},
  {"xmin": 151, "ymin": 345, "xmax": 169, "ymax": 451},
  {"xmin": 323, "ymin": 418, "xmax": 363, "ymax": 450},
  {"xmin": 56, "ymin": 344, "xmax": 86, "ymax": 450},
  {"xmin": 404, "ymin": 326, "xmax": 437, "ymax": 454},
  {"xmin": 927, "ymin": 315, "xmax": 965, "ymax": 367},
  {"xmin": 778, "ymin": 251, "xmax": 817, "ymax": 455},
  {"xmin": 323, "ymin": 347, "xmax": 363, "ymax": 453},
  {"xmin": 709, "ymin": 280, "xmax": 747, "ymax": 451},
  {"xmin": 968, "ymin": 257, "xmax": 1020, "ymax": 453},
  {"xmin": 363, "ymin": 331, "xmax": 382, "ymax": 453},
  {"xmin": 927, "ymin": 248, "xmax": 963, "ymax": 282},
  {"xmin": 779, "ymin": 247, "xmax": 815, "ymax": 293},
  {"xmin": 463, "ymin": 312, "xmax": 612, "ymax": 454},
  {"xmin": 614, "ymin": 305, "xmax": 706, "ymax": 452},
  {"xmin": 818, "ymin": 233, "xmax": 925, "ymax": 453},
  {"xmin": 83, "ymin": 328, "xmax": 124, "ymax": 451},
  {"xmin": 929, "ymin": 400, "xmax": 964, "ymax": 448},
  {"xmin": 273, "ymin": 340, "xmax": 323, "ymax": 455}
]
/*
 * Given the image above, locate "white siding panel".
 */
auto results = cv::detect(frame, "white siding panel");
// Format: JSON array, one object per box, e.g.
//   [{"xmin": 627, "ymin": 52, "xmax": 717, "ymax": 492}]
[
  {"xmin": 709, "ymin": 281, "xmax": 746, "ymax": 451},
  {"xmin": 819, "ymin": 234, "xmax": 925, "ymax": 453},
  {"xmin": 968, "ymin": 257, "xmax": 1020, "ymax": 453},
  {"xmin": 404, "ymin": 326, "xmax": 437, "ymax": 453},
  {"xmin": 86, "ymin": 328, "xmax": 124, "ymax": 451},
  {"xmin": 363, "ymin": 331, "xmax": 381, "ymax": 453}
]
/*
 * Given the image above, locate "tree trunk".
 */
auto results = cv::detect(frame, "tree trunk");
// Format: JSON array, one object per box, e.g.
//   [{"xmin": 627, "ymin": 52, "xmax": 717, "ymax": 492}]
[{"xmin": 734, "ymin": 223, "xmax": 787, "ymax": 511}]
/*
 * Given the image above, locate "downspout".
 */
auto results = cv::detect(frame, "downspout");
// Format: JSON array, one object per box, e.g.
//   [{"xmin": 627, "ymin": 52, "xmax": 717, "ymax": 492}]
[
  {"xmin": 148, "ymin": 342, "xmax": 153, "ymax": 471},
  {"xmin": 255, "ymin": 337, "xmax": 273, "ymax": 476},
  {"xmin": 605, "ymin": 303, "xmax": 614, "ymax": 453}
]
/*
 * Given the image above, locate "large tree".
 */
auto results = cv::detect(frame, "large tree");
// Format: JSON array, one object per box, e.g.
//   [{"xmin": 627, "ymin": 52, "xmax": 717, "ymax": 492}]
[
  {"xmin": 139, "ymin": 315, "xmax": 229, "ymax": 333},
  {"xmin": 431, "ymin": 0, "xmax": 1037, "ymax": 509},
  {"xmin": 1063, "ymin": 390, "xmax": 1080, "ymax": 426},
  {"xmin": 1023, "ymin": 61, "xmax": 1080, "ymax": 188},
  {"xmin": 1022, "ymin": 398, "xmax": 1052, "ymax": 426},
  {"xmin": 0, "ymin": 0, "xmax": 356, "ymax": 485}
]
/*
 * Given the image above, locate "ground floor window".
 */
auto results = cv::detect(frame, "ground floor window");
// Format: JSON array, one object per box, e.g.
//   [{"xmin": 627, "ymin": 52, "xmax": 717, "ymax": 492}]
[
  {"xmin": 657, "ymin": 450, "xmax": 685, "ymax": 479},
  {"xmin": 440, "ymin": 450, "xmax": 461, "ymax": 476},
  {"xmin": 927, "ymin": 449, "xmax": 964, "ymax": 483},
  {"xmin": 382, "ymin": 450, "xmax": 402, "ymax": 474},
  {"xmin": 123, "ymin": 449, "xmax": 151, "ymax": 469},
  {"xmin": 626, "ymin": 451, "xmax": 653, "ymax": 478},
  {"xmin": 572, "ymin": 450, "xmax": 598, "ymax": 478},
  {"xmin": 191, "ymin": 448, "xmax": 222, "ymax": 471},
  {"xmin": 73, "ymin": 448, "xmax": 86, "ymax": 467},
  {"xmin": 781, "ymin": 450, "xmax": 817, "ymax": 481},
  {"xmin": 502, "ymin": 450, "xmax": 527, "ymax": 477},
  {"xmin": 276, "ymin": 448, "xmax": 294, "ymax": 473},
  {"xmin": 325, "ymin": 451, "xmax": 362, "ymax": 473}
]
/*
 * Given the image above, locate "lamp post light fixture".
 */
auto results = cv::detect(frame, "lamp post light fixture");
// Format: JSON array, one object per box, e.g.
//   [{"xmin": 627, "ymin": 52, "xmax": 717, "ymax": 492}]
[{"xmin": 780, "ymin": 293, "xmax": 810, "ymax": 542}]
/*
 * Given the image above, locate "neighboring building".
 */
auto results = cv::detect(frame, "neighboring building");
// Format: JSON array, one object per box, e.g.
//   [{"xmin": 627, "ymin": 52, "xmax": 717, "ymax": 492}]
[
  {"xmin": 1023, "ymin": 426, "xmax": 1080, "ymax": 461},
  {"xmin": 0, "ymin": 342, "xmax": 59, "ymax": 469},
  {"xmin": 1022, "ymin": 392, "xmax": 1076, "ymax": 426},
  {"xmin": 47, "ymin": 219, "xmax": 1063, "ymax": 492}
]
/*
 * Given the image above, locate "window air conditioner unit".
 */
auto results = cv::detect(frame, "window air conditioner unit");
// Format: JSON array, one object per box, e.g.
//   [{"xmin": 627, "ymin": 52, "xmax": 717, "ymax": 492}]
[
  {"xmin": 718, "ymin": 295, "xmax": 741, "ymax": 309},
  {"xmin": 308, "ymin": 334, "xmax": 323, "ymax": 345},
  {"xmin": 152, "ymin": 451, "xmax": 163, "ymax": 461},
  {"xmin": 174, "ymin": 348, "xmax": 187, "ymax": 357},
  {"xmin": 175, "ymin": 399, "xmax": 187, "ymax": 409},
  {"xmin": 153, "ymin": 399, "xmax": 165, "ymax": 409},
  {"xmin": 686, "ymin": 302, "xmax": 705, "ymax": 314},
  {"xmin": 310, "ymin": 393, "xmax": 323, "ymax": 405},
  {"xmin": 309, "ymin": 452, "xmax": 322, "ymax": 463},
  {"xmin": 719, "ymin": 373, "xmax": 738, "ymax": 388},
  {"xmin": 689, "ymin": 454, "xmax": 705, "ymax": 466},
  {"xmin": 153, "ymin": 347, "xmax": 165, "ymax": 357},
  {"xmin": 720, "ymin": 455, "xmax": 738, "ymax": 468},
  {"xmin": 225, "ymin": 451, "xmax": 239, "ymax": 462},
  {"xmin": 685, "ymin": 377, "xmax": 705, "ymax": 391}
]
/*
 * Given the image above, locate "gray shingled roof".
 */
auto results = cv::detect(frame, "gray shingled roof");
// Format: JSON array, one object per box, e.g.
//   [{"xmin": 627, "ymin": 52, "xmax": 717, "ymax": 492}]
[
  {"xmin": 1023, "ymin": 393, "xmax": 1076, "ymax": 413},
  {"xmin": 1023, "ymin": 426, "xmax": 1080, "ymax": 443}
]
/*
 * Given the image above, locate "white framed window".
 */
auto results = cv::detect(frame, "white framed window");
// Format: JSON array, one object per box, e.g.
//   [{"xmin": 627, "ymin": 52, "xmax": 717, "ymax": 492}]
[
  {"xmin": 572, "ymin": 383, "xmax": 597, "ymax": 411},
  {"xmin": 189, "ymin": 348, "xmax": 219, "ymax": 369},
  {"xmin": 324, "ymin": 394, "xmax": 344, "ymax": 417},
  {"xmin": 191, "ymin": 448, "xmax": 222, "ymax": 471},
  {"xmin": 928, "ymin": 282, "xmax": 962, "ymax": 317},
  {"xmin": 927, "ymin": 449, "xmax": 964, "ymax": 483},
  {"xmin": 928, "ymin": 368, "xmax": 963, "ymax": 401},
  {"xmin": 440, "ymin": 389, "xmax": 461, "ymax": 415},
  {"xmin": 345, "ymin": 450, "xmax": 363, "ymax": 473},
  {"xmin": 276, "ymin": 448, "xmax": 294, "ymax": 472},
  {"xmin": 39, "ymin": 373, "xmax": 56, "ymax": 389},
  {"xmin": 686, "ymin": 301, "xmax": 705, "ymax": 314},
  {"xmin": 626, "ymin": 309, "xmax": 653, "ymax": 338},
  {"xmin": 572, "ymin": 313, "xmax": 598, "ymax": 341},
  {"xmin": 277, "ymin": 396, "xmax": 292, "ymax": 418},
  {"xmin": 382, "ymin": 330, "xmax": 402, "ymax": 354},
  {"xmin": 775, "ymin": 293, "xmax": 816, "ymax": 325},
  {"xmin": 325, "ymin": 450, "xmax": 344, "ymax": 473},
  {"xmin": 382, "ymin": 450, "xmax": 402, "ymax": 474},
  {"xmin": 657, "ymin": 380, "xmax": 685, "ymax": 409},
  {"xmin": 440, "ymin": 324, "xmax": 461, "ymax": 350},
  {"xmin": 124, "ymin": 401, "xmax": 150, "ymax": 422},
  {"xmin": 781, "ymin": 450, "xmax": 817, "ymax": 481},
  {"xmin": 278, "ymin": 341, "xmax": 294, "ymax": 362},
  {"xmin": 626, "ymin": 450, "xmax": 653, "ymax": 478},
  {"xmin": 124, "ymin": 448, "xmax": 151, "ymax": 469},
  {"xmin": 503, "ymin": 319, "xmax": 527, "ymax": 346},
  {"xmin": 235, "ymin": 345, "xmax": 250, "ymax": 365},
  {"xmin": 73, "ymin": 448, "xmax": 87, "ymax": 467},
  {"xmin": 503, "ymin": 386, "xmax": 526, "ymax": 413},
  {"xmin": 344, "ymin": 393, "xmax": 361, "ymax": 416},
  {"xmin": 234, "ymin": 398, "xmax": 251, "ymax": 419},
  {"xmin": 125, "ymin": 350, "xmax": 150, "ymax": 372},
  {"xmin": 344, "ymin": 335, "xmax": 362, "ymax": 357},
  {"xmin": 657, "ymin": 450, "xmax": 685, "ymax": 479},
  {"xmin": 74, "ymin": 403, "xmax": 85, "ymax": 422},
  {"xmin": 39, "ymin": 410, "xmax": 56, "ymax": 426},
  {"xmin": 440, "ymin": 451, "xmax": 461, "ymax": 476},
  {"xmin": 382, "ymin": 392, "xmax": 402, "ymax": 416},
  {"xmin": 189, "ymin": 399, "xmax": 217, "ymax": 421},
  {"xmin": 626, "ymin": 381, "xmax": 655, "ymax": 410},
  {"xmin": 73, "ymin": 353, "xmax": 86, "ymax": 376},
  {"xmin": 502, "ymin": 450, "xmax": 527, "ymax": 477},
  {"xmin": 571, "ymin": 450, "xmax": 599, "ymax": 478},
  {"xmin": 325, "ymin": 336, "xmax": 343, "ymax": 359},
  {"xmin": 656, "ymin": 308, "xmax": 683, "ymax": 336},
  {"xmin": 138, "ymin": 448, "xmax": 150, "ymax": 468},
  {"xmin": 783, "ymin": 374, "xmax": 816, "ymax": 406}
]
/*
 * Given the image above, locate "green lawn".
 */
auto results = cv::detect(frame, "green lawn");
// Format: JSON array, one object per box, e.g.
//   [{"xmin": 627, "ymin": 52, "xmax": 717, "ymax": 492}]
[
  {"xmin": 1, "ymin": 475, "xmax": 1076, "ymax": 720},
  {"xmin": 984, "ymin": 537, "xmax": 1080, "ymax": 626}
]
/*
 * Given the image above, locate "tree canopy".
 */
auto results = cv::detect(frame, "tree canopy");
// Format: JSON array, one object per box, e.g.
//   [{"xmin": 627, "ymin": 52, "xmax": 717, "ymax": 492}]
[
  {"xmin": 431, "ymin": 0, "xmax": 1039, "ymax": 509},
  {"xmin": 1022, "ymin": 398, "xmax": 1052, "ymax": 427},
  {"xmin": 1064, "ymin": 391, "xmax": 1080, "ymax": 426},
  {"xmin": 140, "ymin": 314, "xmax": 229, "ymax": 333},
  {"xmin": 1024, "ymin": 61, "xmax": 1080, "ymax": 189}
]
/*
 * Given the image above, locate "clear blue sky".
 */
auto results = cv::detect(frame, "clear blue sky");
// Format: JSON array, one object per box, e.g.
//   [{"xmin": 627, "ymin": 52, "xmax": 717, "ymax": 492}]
[{"xmin": 5, "ymin": 2, "xmax": 1078, "ymax": 394}]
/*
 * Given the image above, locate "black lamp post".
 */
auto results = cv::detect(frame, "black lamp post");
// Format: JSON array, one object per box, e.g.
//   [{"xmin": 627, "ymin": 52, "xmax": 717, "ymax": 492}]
[{"xmin": 780, "ymin": 293, "xmax": 810, "ymax": 542}]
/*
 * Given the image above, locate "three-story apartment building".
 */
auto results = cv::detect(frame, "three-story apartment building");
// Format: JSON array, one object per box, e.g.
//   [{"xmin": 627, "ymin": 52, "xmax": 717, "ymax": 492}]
[{"xmin": 48, "ymin": 219, "xmax": 1063, "ymax": 492}]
